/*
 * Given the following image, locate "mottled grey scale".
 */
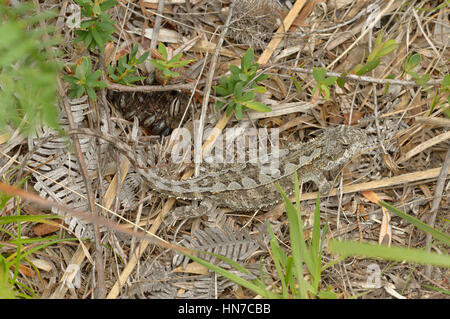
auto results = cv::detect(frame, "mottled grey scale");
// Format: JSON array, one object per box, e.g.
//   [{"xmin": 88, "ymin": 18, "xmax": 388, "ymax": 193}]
[
  {"xmin": 298, "ymin": 148, "xmax": 321, "ymax": 166},
  {"xmin": 241, "ymin": 176, "xmax": 258, "ymax": 188},
  {"xmin": 227, "ymin": 181, "xmax": 242, "ymax": 190},
  {"xmin": 284, "ymin": 162, "xmax": 297, "ymax": 175},
  {"xmin": 212, "ymin": 182, "xmax": 227, "ymax": 192},
  {"xmin": 258, "ymin": 173, "xmax": 273, "ymax": 184}
]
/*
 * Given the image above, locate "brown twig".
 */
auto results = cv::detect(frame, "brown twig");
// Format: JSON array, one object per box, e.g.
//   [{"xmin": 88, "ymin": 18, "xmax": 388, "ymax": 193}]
[
  {"xmin": 194, "ymin": 2, "xmax": 234, "ymax": 176},
  {"xmin": 105, "ymin": 77, "xmax": 219, "ymax": 92},
  {"xmin": 272, "ymin": 65, "xmax": 443, "ymax": 87},
  {"xmin": 34, "ymin": 0, "xmax": 107, "ymax": 297},
  {"xmin": 0, "ymin": 181, "xmax": 193, "ymax": 255},
  {"xmin": 57, "ymin": 79, "xmax": 106, "ymax": 299},
  {"xmin": 424, "ymin": 148, "xmax": 450, "ymax": 277}
]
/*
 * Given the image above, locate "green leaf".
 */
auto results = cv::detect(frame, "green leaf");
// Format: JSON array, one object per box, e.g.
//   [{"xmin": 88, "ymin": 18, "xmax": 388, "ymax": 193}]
[
  {"xmin": 406, "ymin": 53, "xmax": 421, "ymax": 71},
  {"xmin": 80, "ymin": 20, "xmax": 93, "ymax": 29},
  {"xmin": 169, "ymin": 52, "xmax": 182, "ymax": 63},
  {"xmin": 100, "ymin": 0, "xmax": 117, "ymax": 11},
  {"xmin": 266, "ymin": 221, "xmax": 289, "ymax": 298},
  {"xmin": 163, "ymin": 68, "xmax": 179, "ymax": 78},
  {"xmin": 428, "ymin": 90, "xmax": 439, "ymax": 115},
  {"xmin": 136, "ymin": 51, "xmax": 149, "ymax": 64},
  {"xmin": 130, "ymin": 44, "xmax": 138, "ymax": 59},
  {"xmin": 253, "ymin": 73, "xmax": 269, "ymax": 82},
  {"xmin": 242, "ymin": 91, "xmax": 255, "ymax": 101},
  {"xmin": 239, "ymin": 73, "xmax": 247, "ymax": 81},
  {"xmin": 234, "ymin": 81, "xmax": 244, "ymax": 99},
  {"xmin": 242, "ymin": 101, "xmax": 272, "ymax": 113},
  {"xmin": 377, "ymin": 40, "xmax": 398, "ymax": 58},
  {"xmin": 215, "ymin": 86, "xmax": 229, "ymax": 96},
  {"xmin": 336, "ymin": 77, "xmax": 346, "ymax": 88},
  {"xmin": 277, "ymin": 178, "xmax": 308, "ymax": 298},
  {"xmin": 355, "ymin": 59, "xmax": 380, "ymax": 75},
  {"xmin": 241, "ymin": 48, "xmax": 254, "ymax": 71},
  {"xmin": 61, "ymin": 75, "xmax": 77, "ymax": 84},
  {"xmin": 235, "ymin": 102, "xmax": 243, "ymax": 120},
  {"xmin": 185, "ymin": 251, "xmax": 279, "ymax": 299},
  {"xmin": 96, "ymin": 20, "xmax": 115, "ymax": 34},
  {"xmin": 312, "ymin": 67, "xmax": 326, "ymax": 83},
  {"xmin": 84, "ymin": 32, "xmax": 93, "ymax": 49},
  {"xmin": 215, "ymin": 100, "xmax": 225, "ymax": 110},
  {"xmin": 229, "ymin": 65, "xmax": 241, "ymax": 76},
  {"xmin": 157, "ymin": 42, "xmax": 167, "ymax": 60},
  {"xmin": 75, "ymin": 84, "xmax": 85, "ymax": 98},
  {"xmin": 109, "ymin": 73, "xmax": 119, "ymax": 81},
  {"xmin": 225, "ymin": 103, "xmax": 234, "ymax": 117},
  {"xmin": 441, "ymin": 74, "xmax": 450, "ymax": 89},
  {"xmin": 167, "ymin": 58, "xmax": 194, "ymax": 68},
  {"xmin": 253, "ymin": 86, "xmax": 267, "ymax": 94},
  {"xmin": 227, "ymin": 76, "xmax": 238, "ymax": 92},
  {"xmin": 86, "ymin": 69, "xmax": 102, "ymax": 83},
  {"xmin": 324, "ymin": 76, "xmax": 337, "ymax": 86},
  {"xmin": 85, "ymin": 86, "xmax": 97, "ymax": 101},
  {"xmin": 149, "ymin": 59, "xmax": 166, "ymax": 71},
  {"xmin": 320, "ymin": 84, "xmax": 331, "ymax": 100},
  {"xmin": 92, "ymin": 80, "xmax": 107, "ymax": 88},
  {"xmin": 124, "ymin": 76, "xmax": 145, "ymax": 83},
  {"xmin": 416, "ymin": 73, "xmax": 431, "ymax": 86},
  {"xmin": 220, "ymin": 76, "xmax": 227, "ymax": 89}
]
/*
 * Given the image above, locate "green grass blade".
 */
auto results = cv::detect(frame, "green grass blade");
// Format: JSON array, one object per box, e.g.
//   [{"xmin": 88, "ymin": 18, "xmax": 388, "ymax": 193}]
[
  {"xmin": 292, "ymin": 172, "xmax": 315, "ymax": 283},
  {"xmin": 422, "ymin": 284, "xmax": 450, "ymax": 296},
  {"xmin": 186, "ymin": 252, "xmax": 280, "ymax": 299},
  {"xmin": 0, "ymin": 215, "xmax": 62, "ymax": 225},
  {"xmin": 277, "ymin": 182, "xmax": 308, "ymax": 298},
  {"xmin": 266, "ymin": 221, "xmax": 289, "ymax": 298},
  {"xmin": 328, "ymin": 240, "xmax": 450, "ymax": 268},
  {"xmin": 11, "ymin": 238, "xmax": 78, "ymax": 264},
  {"xmin": 380, "ymin": 201, "xmax": 450, "ymax": 245},
  {"xmin": 310, "ymin": 192, "xmax": 323, "ymax": 292}
]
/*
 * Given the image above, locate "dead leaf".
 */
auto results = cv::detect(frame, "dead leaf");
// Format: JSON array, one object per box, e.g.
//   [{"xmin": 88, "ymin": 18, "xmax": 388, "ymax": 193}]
[
  {"xmin": 33, "ymin": 222, "xmax": 60, "ymax": 236},
  {"xmin": 173, "ymin": 261, "xmax": 208, "ymax": 275},
  {"xmin": 344, "ymin": 110, "xmax": 365, "ymax": 125},
  {"xmin": 291, "ymin": 0, "xmax": 324, "ymax": 28},
  {"xmin": 361, "ymin": 190, "xmax": 380, "ymax": 204}
]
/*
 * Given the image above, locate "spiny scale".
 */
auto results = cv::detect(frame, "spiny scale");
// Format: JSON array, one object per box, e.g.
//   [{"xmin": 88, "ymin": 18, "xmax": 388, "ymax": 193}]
[{"xmin": 106, "ymin": 90, "xmax": 190, "ymax": 135}]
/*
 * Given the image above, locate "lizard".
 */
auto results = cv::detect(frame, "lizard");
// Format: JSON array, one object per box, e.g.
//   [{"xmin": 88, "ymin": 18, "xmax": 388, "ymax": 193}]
[
  {"xmin": 70, "ymin": 125, "xmax": 367, "ymax": 211},
  {"xmin": 131, "ymin": 125, "xmax": 368, "ymax": 211}
]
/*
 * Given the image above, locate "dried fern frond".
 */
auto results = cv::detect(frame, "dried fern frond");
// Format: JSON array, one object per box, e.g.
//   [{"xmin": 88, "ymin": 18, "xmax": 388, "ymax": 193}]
[{"xmin": 173, "ymin": 225, "xmax": 267, "ymax": 269}]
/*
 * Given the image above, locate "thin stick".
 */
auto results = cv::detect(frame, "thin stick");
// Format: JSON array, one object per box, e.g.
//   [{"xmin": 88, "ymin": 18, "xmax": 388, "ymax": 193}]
[
  {"xmin": 425, "ymin": 148, "xmax": 450, "ymax": 277},
  {"xmin": 293, "ymin": 166, "xmax": 450, "ymax": 202},
  {"xmin": 194, "ymin": 4, "xmax": 233, "ymax": 176},
  {"xmin": 272, "ymin": 66, "xmax": 443, "ymax": 87},
  {"xmin": 57, "ymin": 80, "xmax": 106, "ymax": 299},
  {"xmin": 150, "ymin": 0, "xmax": 164, "ymax": 51}
]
